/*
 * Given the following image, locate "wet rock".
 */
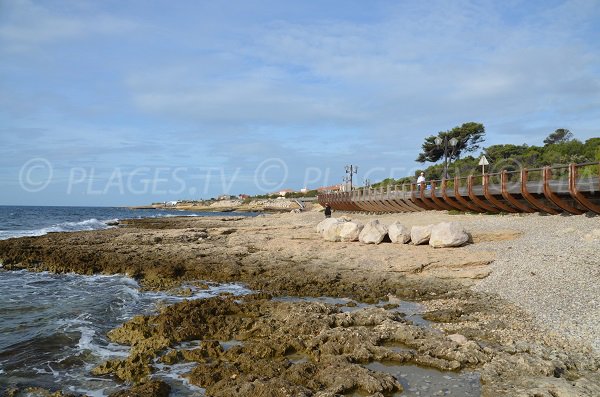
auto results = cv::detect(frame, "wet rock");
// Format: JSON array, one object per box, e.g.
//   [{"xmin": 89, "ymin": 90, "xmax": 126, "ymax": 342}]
[
  {"xmin": 108, "ymin": 380, "xmax": 171, "ymax": 397},
  {"xmin": 359, "ymin": 220, "xmax": 389, "ymax": 244},
  {"xmin": 91, "ymin": 353, "xmax": 152, "ymax": 383},
  {"xmin": 411, "ymin": 224, "xmax": 433, "ymax": 245},
  {"xmin": 388, "ymin": 221, "xmax": 411, "ymax": 244},
  {"xmin": 314, "ymin": 357, "xmax": 402, "ymax": 395},
  {"xmin": 339, "ymin": 221, "xmax": 364, "ymax": 242},
  {"xmin": 429, "ymin": 222, "xmax": 469, "ymax": 248}
]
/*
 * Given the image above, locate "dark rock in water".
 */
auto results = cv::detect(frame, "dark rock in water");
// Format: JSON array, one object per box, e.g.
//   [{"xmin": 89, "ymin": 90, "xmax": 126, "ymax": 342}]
[{"xmin": 109, "ymin": 380, "xmax": 171, "ymax": 397}]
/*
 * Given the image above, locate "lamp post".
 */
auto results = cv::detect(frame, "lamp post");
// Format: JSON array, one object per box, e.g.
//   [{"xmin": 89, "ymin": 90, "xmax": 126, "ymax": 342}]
[
  {"xmin": 434, "ymin": 136, "xmax": 459, "ymax": 179},
  {"xmin": 344, "ymin": 165, "xmax": 358, "ymax": 191}
]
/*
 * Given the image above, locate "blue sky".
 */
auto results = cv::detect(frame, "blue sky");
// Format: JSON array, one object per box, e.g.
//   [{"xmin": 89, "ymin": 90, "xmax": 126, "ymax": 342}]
[{"xmin": 1, "ymin": 0, "xmax": 599, "ymax": 206}]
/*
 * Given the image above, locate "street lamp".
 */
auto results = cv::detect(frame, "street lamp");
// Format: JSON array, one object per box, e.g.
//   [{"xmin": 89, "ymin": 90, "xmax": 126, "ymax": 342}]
[
  {"xmin": 344, "ymin": 165, "xmax": 358, "ymax": 191},
  {"xmin": 434, "ymin": 136, "xmax": 459, "ymax": 179}
]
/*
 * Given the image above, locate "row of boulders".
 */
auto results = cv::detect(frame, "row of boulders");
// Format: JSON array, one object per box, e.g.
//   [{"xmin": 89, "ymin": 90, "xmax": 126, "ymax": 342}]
[{"xmin": 316, "ymin": 218, "xmax": 470, "ymax": 248}]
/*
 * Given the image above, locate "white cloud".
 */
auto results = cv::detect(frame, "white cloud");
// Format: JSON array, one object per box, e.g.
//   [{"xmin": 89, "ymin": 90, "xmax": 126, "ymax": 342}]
[
  {"xmin": 124, "ymin": 0, "xmax": 599, "ymax": 146},
  {"xmin": 0, "ymin": 0, "xmax": 138, "ymax": 51}
]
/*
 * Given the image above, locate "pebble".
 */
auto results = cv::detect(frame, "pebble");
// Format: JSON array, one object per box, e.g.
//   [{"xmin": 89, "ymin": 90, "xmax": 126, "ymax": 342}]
[{"xmin": 466, "ymin": 213, "xmax": 600, "ymax": 352}]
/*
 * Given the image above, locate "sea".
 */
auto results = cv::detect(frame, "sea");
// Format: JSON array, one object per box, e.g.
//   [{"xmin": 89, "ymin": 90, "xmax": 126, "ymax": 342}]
[
  {"xmin": 0, "ymin": 205, "xmax": 256, "ymax": 241},
  {"xmin": 0, "ymin": 206, "xmax": 254, "ymax": 396}
]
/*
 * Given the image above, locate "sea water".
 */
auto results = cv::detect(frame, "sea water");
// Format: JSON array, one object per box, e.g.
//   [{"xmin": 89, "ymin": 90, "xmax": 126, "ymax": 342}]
[
  {"xmin": 0, "ymin": 270, "xmax": 251, "ymax": 395},
  {"xmin": 0, "ymin": 205, "xmax": 257, "ymax": 241},
  {"xmin": 0, "ymin": 205, "xmax": 255, "ymax": 395}
]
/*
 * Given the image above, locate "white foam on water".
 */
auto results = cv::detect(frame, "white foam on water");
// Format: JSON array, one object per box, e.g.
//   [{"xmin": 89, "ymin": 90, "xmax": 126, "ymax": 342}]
[
  {"xmin": 152, "ymin": 361, "xmax": 206, "ymax": 395},
  {"xmin": 143, "ymin": 282, "xmax": 252, "ymax": 305},
  {"xmin": 67, "ymin": 387, "xmax": 106, "ymax": 397},
  {"xmin": 0, "ymin": 218, "xmax": 115, "ymax": 240},
  {"xmin": 77, "ymin": 329, "xmax": 130, "ymax": 360},
  {"xmin": 76, "ymin": 325, "xmax": 96, "ymax": 352}
]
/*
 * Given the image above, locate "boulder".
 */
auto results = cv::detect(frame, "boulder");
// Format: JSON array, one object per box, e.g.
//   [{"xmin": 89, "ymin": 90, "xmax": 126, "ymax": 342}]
[
  {"xmin": 429, "ymin": 222, "xmax": 469, "ymax": 248},
  {"xmin": 411, "ymin": 225, "xmax": 433, "ymax": 245},
  {"xmin": 339, "ymin": 222, "xmax": 364, "ymax": 242},
  {"xmin": 359, "ymin": 220, "xmax": 389, "ymax": 244},
  {"xmin": 316, "ymin": 218, "xmax": 344, "ymax": 235},
  {"xmin": 323, "ymin": 221, "xmax": 348, "ymax": 242},
  {"xmin": 388, "ymin": 222, "xmax": 411, "ymax": 244}
]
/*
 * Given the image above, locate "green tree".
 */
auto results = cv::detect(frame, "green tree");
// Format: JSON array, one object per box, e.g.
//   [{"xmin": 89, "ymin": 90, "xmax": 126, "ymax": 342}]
[
  {"xmin": 583, "ymin": 137, "xmax": 600, "ymax": 161},
  {"xmin": 541, "ymin": 139, "xmax": 586, "ymax": 165},
  {"xmin": 416, "ymin": 122, "xmax": 485, "ymax": 163},
  {"xmin": 543, "ymin": 128, "xmax": 573, "ymax": 145},
  {"xmin": 484, "ymin": 144, "xmax": 529, "ymax": 162}
]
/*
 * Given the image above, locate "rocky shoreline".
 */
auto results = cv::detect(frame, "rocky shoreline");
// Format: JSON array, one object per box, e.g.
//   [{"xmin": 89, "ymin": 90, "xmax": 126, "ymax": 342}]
[
  {"xmin": 132, "ymin": 198, "xmax": 305, "ymax": 213},
  {"xmin": 1, "ymin": 211, "xmax": 599, "ymax": 396}
]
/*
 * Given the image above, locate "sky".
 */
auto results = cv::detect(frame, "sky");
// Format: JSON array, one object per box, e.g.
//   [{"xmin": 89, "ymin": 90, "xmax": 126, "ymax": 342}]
[{"xmin": 1, "ymin": 0, "xmax": 599, "ymax": 206}]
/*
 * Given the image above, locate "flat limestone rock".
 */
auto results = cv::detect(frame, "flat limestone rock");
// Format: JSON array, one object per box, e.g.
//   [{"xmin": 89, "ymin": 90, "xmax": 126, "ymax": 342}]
[
  {"xmin": 388, "ymin": 222, "xmax": 411, "ymax": 244},
  {"xmin": 359, "ymin": 220, "xmax": 388, "ymax": 245},
  {"xmin": 429, "ymin": 222, "xmax": 469, "ymax": 248}
]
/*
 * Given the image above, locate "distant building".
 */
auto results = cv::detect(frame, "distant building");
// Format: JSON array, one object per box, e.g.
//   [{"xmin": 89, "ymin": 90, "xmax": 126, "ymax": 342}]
[
  {"xmin": 165, "ymin": 200, "xmax": 179, "ymax": 206},
  {"xmin": 316, "ymin": 184, "xmax": 343, "ymax": 193},
  {"xmin": 300, "ymin": 187, "xmax": 308, "ymax": 193},
  {"xmin": 277, "ymin": 189, "xmax": 295, "ymax": 197},
  {"xmin": 217, "ymin": 194, "xmax": 233, "ymax": 201},
  {"xmin": 238, "ymin": 194, "xmax": 250, "ymax": 199}
]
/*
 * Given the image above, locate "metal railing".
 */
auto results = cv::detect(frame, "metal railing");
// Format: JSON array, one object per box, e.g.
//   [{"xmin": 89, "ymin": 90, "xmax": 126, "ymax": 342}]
[{"xmin": 317, "ymin": 162, "xmax": 600, "ymax": 215}]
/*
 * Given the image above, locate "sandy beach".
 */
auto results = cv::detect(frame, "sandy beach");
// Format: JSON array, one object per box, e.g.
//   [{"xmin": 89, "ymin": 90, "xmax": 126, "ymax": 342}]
[{"xmin": 1, "ymin": 209, "xmax": 599, "ymax": 396}]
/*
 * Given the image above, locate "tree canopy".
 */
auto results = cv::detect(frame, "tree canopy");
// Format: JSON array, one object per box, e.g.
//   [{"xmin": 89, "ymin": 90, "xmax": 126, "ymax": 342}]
[
  {"xmin": 371, "ymin": 130, "xmax": 598, "ymax": 188},
  {"xmin": 543, "ymin": 128, "xmax": 573, "ymax": 145},
  {"xmin": 416, "ymin": 122, "xmax": 485, "ymax": 163}
]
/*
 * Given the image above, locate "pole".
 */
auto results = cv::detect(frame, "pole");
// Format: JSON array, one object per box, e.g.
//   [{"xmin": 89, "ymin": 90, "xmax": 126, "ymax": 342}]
[
  {"xmin": 344, "ymin": 165, "xmax": 358, "ymax": 191},
  {"xmin": 443, "ymin": 137, "xmax": 449, "ymax": 179},
  {"xmin": 350, "ymin": 166, "xmax": 352, "ymax": 191}
]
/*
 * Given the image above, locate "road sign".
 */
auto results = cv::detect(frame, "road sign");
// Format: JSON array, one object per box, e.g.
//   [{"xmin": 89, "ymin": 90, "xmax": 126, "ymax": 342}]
[{"xmin": 479, "ymin": 155, "xmax": 489, "ymax": 177}]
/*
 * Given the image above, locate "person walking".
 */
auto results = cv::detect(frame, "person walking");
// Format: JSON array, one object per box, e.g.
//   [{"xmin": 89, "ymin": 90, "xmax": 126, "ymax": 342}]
[
  {"xmin": 417, "ymin": 172, "xmax": 426, "ymax": 184},
  {"xmin": 324, "ymin": 203, "xmax": 332, "ymax": 218}
]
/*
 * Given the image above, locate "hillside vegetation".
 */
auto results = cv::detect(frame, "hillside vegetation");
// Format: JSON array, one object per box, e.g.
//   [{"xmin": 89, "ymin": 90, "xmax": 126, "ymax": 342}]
[{"xmin": 372, "ymin": 128, "xmax": 599, "ymax": 188}]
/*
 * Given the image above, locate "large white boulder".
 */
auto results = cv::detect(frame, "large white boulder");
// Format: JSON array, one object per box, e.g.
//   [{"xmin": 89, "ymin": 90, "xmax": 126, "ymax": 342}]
[
  {"xmin": 316, "ymin": 218, "xmax": 343, "ymax": 235},
  {"xmin": 388, "ymin": 222, "xmax": 411, "ymax": 244},
  {"xmin": 429, "ymin": 222, "xmax": 469, "ymax": 248},
  {"xmin": 359, "ymin": 220, "xmax": 389, "ymax": 244},
  {"xmin": 339, "ymin": 222, "xmax": 364, "ymax": 242},
  {"xmin": 323, "ymin": 221, "xmax": 348, "ymax": 242},
  {"xmin": 411, "ymin": 224, "xmax": 433, "ymax": 245}
]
